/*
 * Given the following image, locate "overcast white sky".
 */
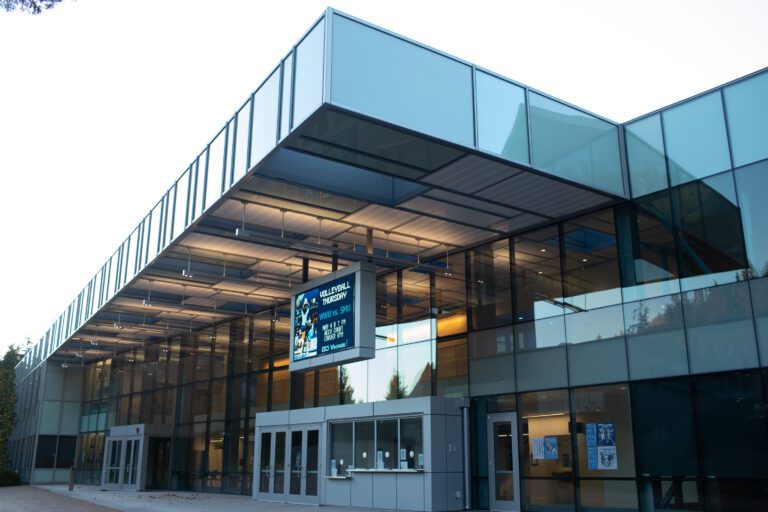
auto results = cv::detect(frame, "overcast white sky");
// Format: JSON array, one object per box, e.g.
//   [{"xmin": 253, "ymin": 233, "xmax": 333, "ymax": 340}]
[{"xmin": 0, "ymin": 0, "xmax": 766, "ymax": 357}]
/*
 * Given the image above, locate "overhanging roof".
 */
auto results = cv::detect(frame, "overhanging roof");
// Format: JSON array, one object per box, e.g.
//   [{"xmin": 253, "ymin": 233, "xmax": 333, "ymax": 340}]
[{"xmin": 17, "ymin": 8, "xmax": 628, "ymax": 377}]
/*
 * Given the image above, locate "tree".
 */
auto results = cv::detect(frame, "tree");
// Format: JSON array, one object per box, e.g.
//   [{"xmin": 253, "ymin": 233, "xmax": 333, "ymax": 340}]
[
  {"xmin": 2, "ymin": 0, "xmax": 65, "ymax": 15},
  {"xmin": 0, "ymin": 345, "xmax": 23, "ymax": 468}
]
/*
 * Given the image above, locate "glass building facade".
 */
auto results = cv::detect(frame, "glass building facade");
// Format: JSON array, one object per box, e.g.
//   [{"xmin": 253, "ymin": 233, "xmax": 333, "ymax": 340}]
[{"xmin": 9, "ymin": 9, "xmax": 768, "ymax": 512}]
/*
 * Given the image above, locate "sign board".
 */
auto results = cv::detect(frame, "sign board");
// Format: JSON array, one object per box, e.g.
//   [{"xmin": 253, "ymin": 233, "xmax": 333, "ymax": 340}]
[{"xmin": 290, "ymin": 262, "xmax": 376, "ymax": 371}]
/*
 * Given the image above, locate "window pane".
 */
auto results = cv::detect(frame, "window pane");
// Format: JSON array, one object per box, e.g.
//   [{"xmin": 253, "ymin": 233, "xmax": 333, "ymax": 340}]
[
  {"xmin": 375, "ymin": 419, "xmax": 398, "ymax": 470},
  {"xmin": 339, "ymin": 363, "xmax": 364, "ymax": 405},
  {"xmin": 400, "ymin": 270, "xmax": 433, "ymax": 343},
  {"xmin": 251, "ymin": 70, "xmax": 280, "ymax": 164},
  {"xmin": 514, "ymin": 226, "xmax": 563, "ymax": 322},
  {"xmin": 704, "ymin": 481, "xmax": 768, "ymax": 511},
  {"xmin": 35, "ymin": 435, "xmax": 57, "ymax": 468},
  {"xmin": 638, "ymin": 480, "xmax": 704, "ymax": 512},
  {"xmin": 734, "ymin": 160, "xmax": 768, "ymax": 279},
  {"xmin": 521, "ymin": 479, "xmax": 574, "ymax": 511},
  {"xmin": 436, "ymin": 338, "xmax": 467, "ymax": 397},
  {"xmin": 354, "ymin": 421, "xmax": 374, "ymax": 469},
  {"xmin": 398, "ymin": 341, "xmax": 431, "ymax": 398},
  {"xmin": 367, "ymin": 347, "xmax": 397, "ymax": 402},
  {"xmin": 625, "ymin": 114, "xmax": 668, "ymax": 197},
  {"xmin": 319, "ymin": 366, "xmax": 341, "ymax": 406},
  {"xmin": 520, "ymin": 389, "xmax": 572, "ymax": 478},
  {"xmin": 664, "ymin": 92, "xmax": 731, "ymax": 186},
  {"xmin": 172, "ymin": 169, "xmax": 190, "ymax": 241},
  {"xmin": 469, "ymin": 240, "xmax": 512, "ymax": 330},
  {"xmin": 579, "ymin": 479, "xmax": 638, "ymax": 512},
  {"xmin": 399, "ymin": 417, "xmax": 423, "ymax": 470},
  {"xmin": 331, "ymin": 14, "xmax": 474, "ymax": 147},
  {"xmin": 514, "ymin": 316, "xmax": 567, "ymax": 392},
  {"xmin": 376, "ymin": 272, "xmax": 398, "ymax": 348},
  {"xmin": 723, "ymin": 70, "xmax": 768, "ymax": 167},
  {"xmin": 673, "ymin": 171, "xmax": 748, "ymax": 291},
  {"xmin": 565, "ymin": 305, "xmax": 628, "ymax": 387},
  {"xmin": 572, "ymin": 384, "xmax": 635, "ymax": 478},
  {"xmin": 618, "ymin": 191, "xmax": 680, "ymax": 302},
  {"xmin": 476, "ymin": 71, "xmax": 528, "ymax": 164},
  {"xmin": 529, "ymin": 92, "xmax": 623, "ymax": 195},
  {"xmin": 683, "ymin": 281, "xmax": 758, "ymax": 374},
  {"xmin": 279, "ymin": 54, "xmax": 293, "ymax": 139},
  {"xmin": 563, "ymin": 209, "xmax": 622, "ymax": 310},
  {"xmin": 329, "ymin": 422, "xmax": 352, "ymax": 476},
  {"xmin": 469, "ymin": 326, "xmax": 515, "ymax": 396},
  {"xmin": 624, "ymin": 294, "xmax": 688, "ymax": 380},
  {"xmin": 293, "ymin": 18, "xmax": 325, "ymax": 127},
  {"xmin": 436, "ymin": 254, "xmax": 466, "ymax": 338},
  {"xmin": 751, "ymin": 277, "xmax": 768, "ymax": 365},
  {"xmin": 695, "ymin": 371, "xmax": 768, "ymax": 478},
  {"xmin": 233, "ymin": 100, "xmax": 252, "ymax": 182},
  {"xmin": 205, "ymin": 129, "xmax": 226, "ymax": 212},
  {"xmin": 631, "ymin": 378, "xmax": 699, "ymax": 477}
]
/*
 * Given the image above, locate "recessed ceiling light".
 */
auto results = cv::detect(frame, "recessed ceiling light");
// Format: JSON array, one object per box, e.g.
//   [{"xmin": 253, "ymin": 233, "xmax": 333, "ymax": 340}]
[
  {"xmin": 540, "ymin": 249, "xmax": 547, "ymax": 252},
  {"xmin": 582, "ymin": 258, "xmax": 588, "ymax": 262}
]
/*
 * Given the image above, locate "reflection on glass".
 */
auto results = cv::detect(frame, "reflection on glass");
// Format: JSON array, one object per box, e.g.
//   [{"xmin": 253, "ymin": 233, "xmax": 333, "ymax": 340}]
[
  {"xmin": 274, "ymin": 431, "xmax": 285, "ymax": 494},
  {"xmin": 476, "ymin": 70, "xmax": 529, "ymax": 164},
  {"xmin": 289, "ymin": 430, "xmax": 302, "ymax": 494},
  {"xmin": 367, "ymin": 348, "xmax": 397, "ymax": 401},
  {"xmin": 673, "ymin": 172, "xmax": 748, "ymax": 291},
  {"xmin": 398, "ymin": 341, "xmax": 431, "ymax": 398},
  {"xmin": 625, "ymin": 114, "xmax": 668, "ymax": 197},
  {"xmin": 579, "ymin": 479, "xmax": 638, "ymax": 511},
  {"xmin": 306, "ymin": 430, "xmax": 318, "ymax": 496},
  {"xmin": 280, "ymin": 54, "xmax": 293, "ymax": 139},
  {"xmin": 339, "ymin": 362, "xmax": 365, "ymax": 405},
  {"xmin": 683, "ymin": 282, "xmax": 758, "ymax": 373},
  {"xmin": 469, "ymin": 240, "xmax": 512, "ymax": 330},
  {"xmin": 522, "ymin": 479, "xmax": 575, "ymax": 511},
  {"xmin": 563, "ymin": 209, "xmax": 622, "ymax": 311},
  {"xmin": 376, "ymin": 272, "xmax": 398, "ymax": 347},
  {"xmin": 251, "ymin": 70, "xmax": 280, "ymax": 165},
  {"xmin": 436, "ymin": 338, "xmax": 468, "ymax": 397},
  {"xmin": 469, "ymin": 326, "xmax": 515, "ymax": 396},
  {"xmin": 618, "ymin": 191, "xmax": 680, "ymax": 302},
  {"xmin": 331, "ymin": 14, "xmax": 474, "ymax": 146},
  {"xmin": 233, "ymin": 100, "xmax": 252, "ymax": 182},
  {"xmin": 723, "ymin": 70, "xmax": 768, "ymax": 167},
  {"xmin": 205, "ymin": 129, "xmax": 226, "ymax": 213},
  {"xmin": 293, "ymin": 18, "xmax": 325, "ymax": 127},
  {"xmin": 514, "ymin": 226, "xmax": 564, "ymax": 322},
  {"xmin": 624, "ymin": 294, "xmax": 688, "ymax": 380},
  {"xmin": 172, "ymin": 169, "xmax": 190, "ymax": 242},
  {"xmin": 436, "ymin": 253, "xmax": 467, "ymax": 338},
  {"xmin": 529, "ymin": 92, "xmax": 622, "ymax": 195},
  {"xmin": 664, "ymin": 92, "xmax": 731, "ymax": 186},
  {"xmin": 520, "ymin": 390, "xmax": 571, "ymax": 479},
  {"xmin": 734, "ymin": 161, "xmax": 768, "ymax": 278}
]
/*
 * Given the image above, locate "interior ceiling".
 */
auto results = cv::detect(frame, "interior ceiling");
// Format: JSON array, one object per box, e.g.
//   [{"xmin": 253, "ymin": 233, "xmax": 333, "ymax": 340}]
[{"xmin": 54, "ymin": 108, "xmax": 621, "ymax": 364}]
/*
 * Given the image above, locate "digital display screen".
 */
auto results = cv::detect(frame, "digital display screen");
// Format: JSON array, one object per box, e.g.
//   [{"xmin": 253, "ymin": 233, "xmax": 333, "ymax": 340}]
[{"xmin": 292, "ymin": 274, "xmax": 355, "ymax": 362}]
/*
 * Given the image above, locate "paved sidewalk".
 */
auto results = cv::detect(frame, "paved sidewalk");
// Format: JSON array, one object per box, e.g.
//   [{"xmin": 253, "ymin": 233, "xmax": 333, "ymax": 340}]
[
  {"xmin": 38, "ymin": 485, "xmax": 374, "ymax": 512},
  {"xmin": 0, "ymin": 485, "xmax": 119, "ymax": 512}
]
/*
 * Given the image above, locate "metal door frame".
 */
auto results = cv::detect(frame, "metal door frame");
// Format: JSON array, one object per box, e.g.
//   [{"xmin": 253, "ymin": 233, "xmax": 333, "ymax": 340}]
[
  {"xmin": 254, "ymin": 424, "xmax": 321, "ymax": 504},
  {"xmin": 286, "ymin": 424, "xmax": 321, "ymax": 505},
  {"xmin": 101, "ymin": 435, "xmax": 143, "ymax": 490},
  {"xmin": 487, "ymin": 412, "xmax": 521, "ymax": 512}
]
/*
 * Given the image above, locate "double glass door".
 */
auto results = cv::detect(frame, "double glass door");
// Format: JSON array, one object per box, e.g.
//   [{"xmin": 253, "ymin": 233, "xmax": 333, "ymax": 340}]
[
  {"xmin": 487, "ymin": 412, "xmax": 521, "ymax": 512},
  {"xmin": 256, "ymin": 425, "xmax": 320, "ymax": 504},
  {"xmin": 103, "ymin": 436, "xmax": 142, "ymax": 490}
]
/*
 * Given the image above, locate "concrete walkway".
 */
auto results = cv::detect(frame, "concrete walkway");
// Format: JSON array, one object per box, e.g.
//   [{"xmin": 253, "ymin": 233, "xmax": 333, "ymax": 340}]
[
  {"xmin": 0, "ymin": 485, "xmax": 119, "ymax": 511},
  {"xmin": 36, "ymin": 485, "xmax": 373, "ymax": 512}
]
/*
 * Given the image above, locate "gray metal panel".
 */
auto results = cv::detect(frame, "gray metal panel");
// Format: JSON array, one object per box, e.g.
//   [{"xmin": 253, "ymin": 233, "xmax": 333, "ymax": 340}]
[
  {"xmin": 444, "ymin": 415, "xmax": 463, "ymax": 473},
  {"xmin": 421, "ymin": 155, "xmax": 521, "ymax": 194},
  {"xmin": 289, "ymin": 408, "xmax": 326, "ymax": 424},
  {"xmin": 515, "ymin": 347, "xmax": 569, "ymax": 392},
  {"xmin": 372, "ymin": 473, "xmax": 397, "ymax": 509},
  {"xmin": 254, "ymin": 410, "xmax": 291, "ymax": 426},
  {"xmin": 373, "ymin": 396, "xmax": 432, "ymax": 417},
  {"xmin": 324, "ymin": 479, "xmax": 352, "ymax": 506},
  {"xmin": 426, "ymin": 414, "xmax": 445, "ymax": 474},
  {"xmin": 567, "ymin": 338, "xmax": 629, "ymax": 387},
  {"xmin": 325, "ymin": 402, "xmax": 374, "ymax": 420},
  {"xmin": 425, "ymin": 472, "xmax": 447, "ymax": 512},
  {"xmin": 445, "ymin": 472, "xmax": 465, "ymax": 511},
  {"xmin": 397, "ymin": 473, "xmax": 426, "ymax": 511},
  {"xmin": 350, "ymin": 471, "xmax": 373, "ymax": 508}
]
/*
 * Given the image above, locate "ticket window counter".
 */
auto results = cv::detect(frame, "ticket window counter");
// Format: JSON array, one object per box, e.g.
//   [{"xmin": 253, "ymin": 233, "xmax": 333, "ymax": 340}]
[
  {"xmin": 101, "ymin": 424, "xmax": 172, "ymax": 491},
  {"xmin": 254, "ymin": 397, "xmax": 469, "ymax": 512}
]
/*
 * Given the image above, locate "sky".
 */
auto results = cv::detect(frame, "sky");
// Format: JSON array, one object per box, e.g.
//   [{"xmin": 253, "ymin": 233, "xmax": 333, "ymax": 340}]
[{"xmin": 0, "ymin": 0, "xmax": 766, "ymax": 357}]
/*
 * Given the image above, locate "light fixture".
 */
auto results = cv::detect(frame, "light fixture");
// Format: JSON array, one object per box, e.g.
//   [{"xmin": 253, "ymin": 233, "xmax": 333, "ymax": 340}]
[
  {"xmin": 444, "ymin": 250, "xmax": 452, "ymax": 277},
  {"xmin": 522, "ymin": 412, "xmax": 566, "ymax": 419},
  {"xmin": 143, "ymin": 280, "xmax": 153, "ymax": 307},
  {"xmin": 540, "ymin": 248, "xmax": 547, "ymax": 253},
  {"xmin": 113, "ymin": 312, "xmax": 124, "ymax": 330},
  {"xmin": 538, "ymin": 271, "xmax": 543, "ymax": 275},
  {"xmin": 182, "ymin": 250, "xmax": 194, "ymax": 278},
  {"xmin": 582, "ymin": 258, "xmax": 588, "ymax": 263}
]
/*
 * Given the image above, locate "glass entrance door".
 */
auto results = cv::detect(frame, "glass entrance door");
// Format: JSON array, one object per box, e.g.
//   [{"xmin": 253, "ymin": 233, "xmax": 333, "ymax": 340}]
[
  {"xmin": 102, "ymin": 436, "xmax": 142, "ymax": 490},
  {"xmin": 487, "ymin": 412, "xmax": 521, "ymax": 512},
  {"xmin": 255, "ymin": 425, "xmax": 320, "ymax": 504}
]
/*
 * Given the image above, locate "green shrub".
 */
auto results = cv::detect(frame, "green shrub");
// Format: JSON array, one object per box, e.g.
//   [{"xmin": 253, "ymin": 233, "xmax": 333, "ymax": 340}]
[{"xmin": 0, "ymin": 468, "xmax": 21, "ymax": 486}]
